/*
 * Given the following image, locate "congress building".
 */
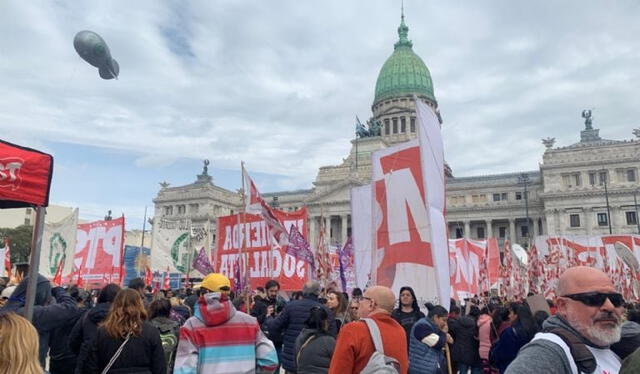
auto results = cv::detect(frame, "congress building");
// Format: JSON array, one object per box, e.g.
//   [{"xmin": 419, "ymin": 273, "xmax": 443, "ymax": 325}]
[{"xmin": 151, "ymin": 14, "xmax": 640, "ymax": 252}]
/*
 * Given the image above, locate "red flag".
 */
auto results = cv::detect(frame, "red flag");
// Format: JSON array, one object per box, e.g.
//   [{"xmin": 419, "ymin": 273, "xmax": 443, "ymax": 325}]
[
  {"xmin": 243, "ymin": 166, "xmax": 289, "ymax": 246},
  {"xmin": 52, "ymin": 254, "xmax": 65, "ymax": 286},
  {"xmin": 163, "ymin": 266, "xmax": 170, "ymax": 290},
  {"xmin": 145, "ymin": 266, "xmax": 153, "ymax": 287},
  {"xmin": 0, "ymin": 140, "xmax": 54, "ymax": 208},
  {"xmin": 2, "ymin": 238, "xmax": 10, "ymax": 279},
  {"xmin": 75, "ymin": 262, "xmax": 84, "ymax": 288}
]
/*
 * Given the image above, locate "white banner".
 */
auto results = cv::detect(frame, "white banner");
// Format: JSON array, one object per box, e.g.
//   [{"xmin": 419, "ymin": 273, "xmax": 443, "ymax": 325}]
[
  {"xmin": 152, "ymin": 218, "xmax": 191, "ymax": 274},
  {"xmin": 351, "ymin": 184, "xmax": 373, "ymax": 290},
  {"xmin": 0, "ymin": 241, "xmax": 9, "ymax": 278},
  {"xmin": 40, "ymin": 208, "xmax": 78, "ymax": 279},
  {"xmin": 416, "ymin": 99, "xmax": 450, "ymax": 310}
]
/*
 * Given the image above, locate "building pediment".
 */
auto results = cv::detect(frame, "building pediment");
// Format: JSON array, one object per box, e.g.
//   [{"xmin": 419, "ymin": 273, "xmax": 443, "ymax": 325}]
[{"xmin": 305, "ymin": 178, "xmax": 366, "ymax": 205}]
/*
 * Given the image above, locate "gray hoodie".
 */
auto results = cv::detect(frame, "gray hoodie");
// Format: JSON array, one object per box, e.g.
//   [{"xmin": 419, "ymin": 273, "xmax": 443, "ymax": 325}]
[{"xmin": 505, "ymin": 315, "xmax": 619, "ymax": 374}]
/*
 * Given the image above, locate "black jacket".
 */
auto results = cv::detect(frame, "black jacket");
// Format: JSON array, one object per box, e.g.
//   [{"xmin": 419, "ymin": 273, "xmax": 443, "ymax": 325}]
[
  {"xmin": 267, "ymin": 294, "xmax": 336, "ymax": 372},
  {"xmin": 450, "ymin": 315, "xmax": 481, "ymax": 366},
  {"xmin": 48, "ymin": 305, "xmax": 87, "ymax": 374},
  {"xmin": 294, "ymin": 328, "xmax": 336, "ymax": 374},
  {"xmin": 391, "ymin": 308, "xmax": 425, "ymax": 348},
  {"xmin": 85, "ymin": 321, "xmax": 166, "ymax": 374},
  {"xmin": 0, "ymin": 275, "xmax": 78, "ymax": 366},
  {"xmin": 69, "ymin": 302, "xmax": 112, "ymax": 374}
]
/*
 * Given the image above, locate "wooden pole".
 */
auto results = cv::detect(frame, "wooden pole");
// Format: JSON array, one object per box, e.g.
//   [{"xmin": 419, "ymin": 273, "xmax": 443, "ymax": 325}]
[
  {"xmin": 445, "ymin": 343, "xmax": 453, "ymax": 374},
  {"xmin": 24, "ymin": 206, "xmax": 46, "ymax": 322}
]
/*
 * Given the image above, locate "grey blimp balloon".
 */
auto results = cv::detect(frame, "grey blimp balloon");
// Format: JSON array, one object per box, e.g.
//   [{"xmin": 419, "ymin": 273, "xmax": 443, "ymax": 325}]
[{"xmin": 73, "ymin": 30, "xmax": 119, "ymax": 80}]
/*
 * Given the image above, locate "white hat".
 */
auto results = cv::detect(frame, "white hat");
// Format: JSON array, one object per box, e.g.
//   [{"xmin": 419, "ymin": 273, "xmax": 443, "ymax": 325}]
[{"xmin": 1, "ymin": 285, "xmax": 16, "ymax": 299}]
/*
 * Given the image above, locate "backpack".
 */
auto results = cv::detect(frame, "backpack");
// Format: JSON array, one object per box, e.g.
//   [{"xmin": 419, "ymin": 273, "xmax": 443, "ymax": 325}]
[
  {"xmin": 158, "ymin": 330, "xmax": 178, "ymax": 373},
  {"xmin": 549, "ymin": 328, "xmax": 596, "ymax": 374},
  {"xmin": 359, "ymin": 318, "xmax": 401, "ymax": 374}
]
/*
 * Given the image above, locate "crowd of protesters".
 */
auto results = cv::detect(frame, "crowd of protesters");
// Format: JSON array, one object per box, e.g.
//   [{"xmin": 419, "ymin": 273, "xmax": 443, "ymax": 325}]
[{"xmin": 1, "ymin": 265, "xmax": 640, "ymax": 373}]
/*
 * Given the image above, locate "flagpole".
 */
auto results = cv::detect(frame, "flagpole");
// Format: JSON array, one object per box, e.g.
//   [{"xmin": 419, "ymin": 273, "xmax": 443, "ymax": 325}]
[
  {"xmin": 240, "ymin": 161, "xmax": 250, "ymax": 309},
  {"xmin": 24, "ymin": 206, "xmax": 46, "ymax": 322},
  {"xmin": 138, "ymin": 206, "xmax": 147, "ymax": 277}
]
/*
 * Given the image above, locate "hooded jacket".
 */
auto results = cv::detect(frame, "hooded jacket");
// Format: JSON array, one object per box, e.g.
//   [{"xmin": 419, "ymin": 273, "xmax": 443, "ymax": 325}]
[
  {"xmin": 505, "ymin": 314, "xmax": 622, "ymax": 374},
  {"xmin": 294, "ymin": 328, "xmax": 336, "ymax": 374},
  {"xmin": 173, "ymin": 292, "xmax": 279, "ymax": 374},
  {"xmin": 0, "ymin": 274, "xmax": 78, "ymax": 366},
  {"xmin": 69, "ymin": 302, "xmax": 112, "ymax": 374},
  {"xmin": 451, "ymin": 314, "xmax": 481, "ymax": 366},
  {"xmin": 267, "ymin": 294, "xmax": 337, "ymax": 373}
]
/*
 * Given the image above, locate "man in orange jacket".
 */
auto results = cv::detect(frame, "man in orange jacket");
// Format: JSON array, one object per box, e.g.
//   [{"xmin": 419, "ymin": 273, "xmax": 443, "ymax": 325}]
[{"xmin": 328, "ymin": 286, "xmax": 409, "ymax": 374}]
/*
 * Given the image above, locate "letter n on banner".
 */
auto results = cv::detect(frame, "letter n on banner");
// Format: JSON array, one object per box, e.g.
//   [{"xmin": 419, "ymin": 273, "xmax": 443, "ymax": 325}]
[{"xmin": 372, "ymin": 139, "xmax": 438, "ymax": 306}]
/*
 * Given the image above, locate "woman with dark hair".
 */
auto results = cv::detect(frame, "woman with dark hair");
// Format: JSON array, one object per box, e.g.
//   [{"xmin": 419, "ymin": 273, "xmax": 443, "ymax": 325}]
[
  {"xmin": 451, "ymin": 305, "xmax": 482, "ymax": 374},
  {"xmin": 69, "ymin": 283, "xmax": 121, "ymax": 374},
  {"xmin": 392, "ymin": 286, "xmax": 426, "ymax": 348},
  {"xmin": 149, "ymin": 298, "xmax": 180, "ymax": 373},
  {"xmin": 85, "ymin": 288, "xmax": 166, "ymax": 374},
  {"xmin": 294, "ymin": 306, "xmax": 336, "ymax": 374},
  {"xmin": 489, "ymin": 303, "xmax": 538, "ymax": 373},
  {"xmin": 408, "ymin": 304, "xmax": 453, "ymax": 374},
  {"xmin": 326, "ymin": 290, "xmax": 349, "ymax": 330}
]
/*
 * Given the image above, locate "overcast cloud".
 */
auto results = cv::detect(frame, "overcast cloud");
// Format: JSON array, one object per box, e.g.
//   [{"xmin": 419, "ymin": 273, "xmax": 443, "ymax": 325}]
[{"xmin": 1, "ymin": 1, "xmax": 639, "ymax": 225}]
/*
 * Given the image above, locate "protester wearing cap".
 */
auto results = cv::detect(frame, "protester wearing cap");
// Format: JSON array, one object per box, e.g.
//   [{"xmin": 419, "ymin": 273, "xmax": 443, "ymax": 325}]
[
  {"xmin": 268, "ymin": 280, "xmax": 337, "ymax": 373},
  {"xmin": 173, "ymin": 273, "xmax": 278, "ymax": 374},
  {"xmin": 506, "ymin": 266, "xmax": 624, "ymax": 373}
]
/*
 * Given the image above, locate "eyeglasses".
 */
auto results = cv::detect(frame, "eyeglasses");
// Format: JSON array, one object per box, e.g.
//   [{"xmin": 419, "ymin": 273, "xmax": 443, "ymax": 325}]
[{"xmin": 561, "ymin": 292, "xmax": 625, "ymax": 308}]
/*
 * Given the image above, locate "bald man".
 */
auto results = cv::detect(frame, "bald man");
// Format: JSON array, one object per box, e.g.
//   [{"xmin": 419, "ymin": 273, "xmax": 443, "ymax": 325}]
[
  {"xmin": 506, "ymin": 266, "xmax": 624, "ymax": 374},
  {"xmin": 328, "ymin": 286, "xmax": 409, "ymax": 374}
]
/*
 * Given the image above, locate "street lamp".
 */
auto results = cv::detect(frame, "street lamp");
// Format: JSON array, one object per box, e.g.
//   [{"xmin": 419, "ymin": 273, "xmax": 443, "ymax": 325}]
[
  {"xmin": 634, "ymin": 188, "xmax": 640, "ymax": 234},
  {"xmin": 518, "ymin": 173, "xmax": 531, "ymax": 241},
  {"xmin": 602, "ymin": 168, "xmax": 613, "ymax": 234}
]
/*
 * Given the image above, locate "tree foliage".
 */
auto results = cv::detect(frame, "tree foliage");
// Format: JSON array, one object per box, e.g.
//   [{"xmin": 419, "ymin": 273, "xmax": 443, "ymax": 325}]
[{"xmin": 0, "ymin": 225, "xmax": 33, "ymax": 263}]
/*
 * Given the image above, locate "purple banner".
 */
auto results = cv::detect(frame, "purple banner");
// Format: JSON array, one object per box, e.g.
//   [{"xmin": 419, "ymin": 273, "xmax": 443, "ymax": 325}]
[
  {"xmin": 287, "ymin": 225, "xmax": 315, "ymax": 268},
  {"xmin": 192, "ymin": 247, "xmax": 214, "ymax": 276}
]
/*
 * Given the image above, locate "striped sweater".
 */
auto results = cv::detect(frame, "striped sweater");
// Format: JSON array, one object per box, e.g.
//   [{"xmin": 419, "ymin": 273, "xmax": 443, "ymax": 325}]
[{"xmin": 173, "ymin": 292, "xmax": 279, "ymax": 374}]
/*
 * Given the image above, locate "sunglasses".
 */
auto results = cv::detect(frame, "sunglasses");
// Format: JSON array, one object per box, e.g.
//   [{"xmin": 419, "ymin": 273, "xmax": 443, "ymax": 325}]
[{"xmin": 562, "ymin": 292, "xmax": 624, "ymax": 308}]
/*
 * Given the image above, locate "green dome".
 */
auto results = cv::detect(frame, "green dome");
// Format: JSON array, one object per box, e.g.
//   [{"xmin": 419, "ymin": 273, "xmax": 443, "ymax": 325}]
[{"xmin": 374, "ymin": 15, "xmax": 435, "ymax": 104}]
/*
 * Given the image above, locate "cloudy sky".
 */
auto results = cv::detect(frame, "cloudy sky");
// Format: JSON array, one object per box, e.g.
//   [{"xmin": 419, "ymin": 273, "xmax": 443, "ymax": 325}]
[{"xmin": 1, "ymin": 1, "xmax": 639, "ymax": 228}]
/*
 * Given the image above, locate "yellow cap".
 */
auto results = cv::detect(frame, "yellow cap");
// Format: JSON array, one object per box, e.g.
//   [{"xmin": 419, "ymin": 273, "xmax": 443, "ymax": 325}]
[{"xmin": 201, "ymin": 273, "xmax": 231, "ymax": 293}]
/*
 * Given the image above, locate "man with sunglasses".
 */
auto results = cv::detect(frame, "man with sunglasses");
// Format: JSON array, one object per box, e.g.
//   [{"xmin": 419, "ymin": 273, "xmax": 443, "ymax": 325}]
[{"xmin": 506, "ymin": 266, "xmax": 623, "ymax": 374}]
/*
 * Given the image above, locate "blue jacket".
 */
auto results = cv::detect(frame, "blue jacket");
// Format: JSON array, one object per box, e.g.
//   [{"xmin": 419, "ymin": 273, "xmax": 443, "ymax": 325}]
[
  {"xmin": 490, "ymin": 322, "xmax": 531, "ymax": 373},
  {"xmin": 408, "ymin": 317, "xmax": 447, "ymax": 374},
  {"xmin": 267, "ymin": 295, "xmax": 336, "ymax": 372}
]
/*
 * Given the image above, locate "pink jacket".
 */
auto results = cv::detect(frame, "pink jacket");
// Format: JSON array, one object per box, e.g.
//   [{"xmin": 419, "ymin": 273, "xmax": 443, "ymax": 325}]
[{"xmin": 477, "ymin": 314, "xmax": 493, "ymax": 360}]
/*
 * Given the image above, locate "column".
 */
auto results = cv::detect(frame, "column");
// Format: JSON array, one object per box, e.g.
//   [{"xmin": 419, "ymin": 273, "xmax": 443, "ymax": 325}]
[
  {"xmin": 509, "ymin": 219, "xmax": 516, "ymax": 242},
  {"xmin": 485, "ymin": 220, "xmax": 493, "ymax": 238},
  {"xmin": 585, "ymin": 208, "xmax": 593, "ymax": 236},
  {"xmin": 341, "ymin": 215, "xmax": 348, "ymax": 244},
  {"xmin": 324, "ymin": 216, "xmax": 331, "ymax": 243},
  {"xmin": 532, "ymin": 217, "xmax": 539, "ymax": 238},
  {"xmin": 464, "ymin": 220, "xmax": 471, "ymax": 239},
  {"xmin": 309, "ymin": 216, "xmax": 317, "ymax": 247}
]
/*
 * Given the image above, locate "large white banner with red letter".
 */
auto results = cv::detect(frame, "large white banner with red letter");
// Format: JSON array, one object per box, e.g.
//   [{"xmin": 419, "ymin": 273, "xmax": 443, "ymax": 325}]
[
  {"xmin": 372, "ymin": 139, "xmax": 439, "ymax": 306},
  {"xmin": 215, "ymin": 208, "xmax": 308, "ymax": 291},
  {"xmin": 73, "ymin": 217, "xmax": 125, "ymax": 287}
]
